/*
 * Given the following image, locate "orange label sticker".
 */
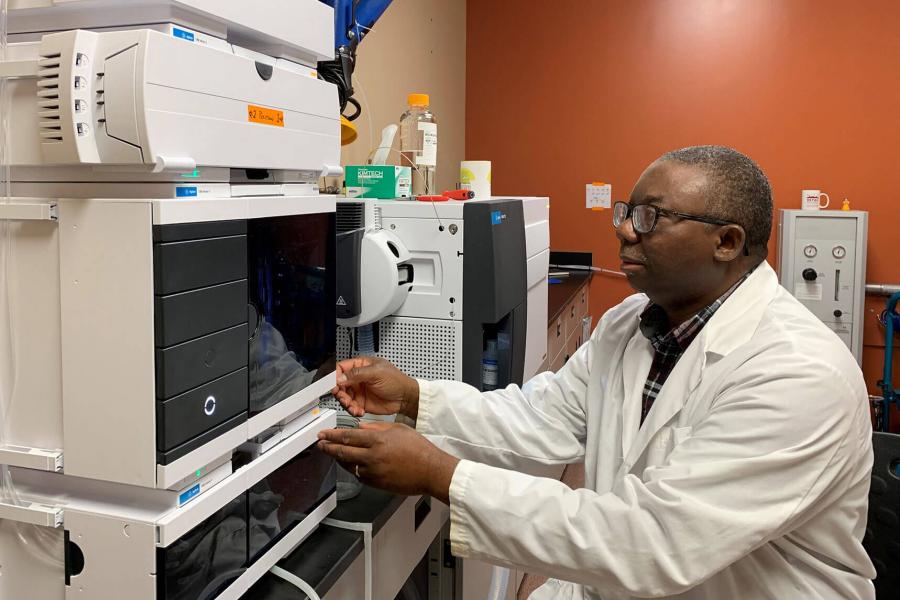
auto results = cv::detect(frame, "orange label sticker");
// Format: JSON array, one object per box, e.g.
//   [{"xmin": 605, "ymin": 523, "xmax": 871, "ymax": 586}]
[{"xmin": 247, "ymin": 104, "xmax": 284, "ymax": 127}]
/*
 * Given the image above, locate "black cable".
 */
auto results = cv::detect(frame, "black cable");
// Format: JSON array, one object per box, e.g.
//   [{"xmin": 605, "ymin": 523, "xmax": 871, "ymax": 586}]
[
  {"xmin": 344, "ymin": 97, "xmax": 361, "ymax": 121},
  {"xmin": 318, "ymin": 1, "xmax": 370, "ymax": 122},
  {"xmin": 317, "ymin": 58, "xmax": 350, "ymax": 110}
]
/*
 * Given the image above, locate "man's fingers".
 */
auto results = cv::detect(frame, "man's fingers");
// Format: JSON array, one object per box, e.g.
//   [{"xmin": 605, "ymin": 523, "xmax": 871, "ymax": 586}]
[
  {"xmin": 358, "ymin": 421, "xmax": 391, "ymax": 432},
  {"xmin": 336, "ymin": 357, "xmax": 376, "ymax": 384},
  {"xmin": 334, "ymin": 388, "xmax": 354, "ymax": 406},
  {"xmin": 317, "ymin": 427, "xmax": 377, "ymax": 448},
  {"xmin": 336, "ymin": 357, "xmax": 371, "ymax": 372},
  {"xmin": 334, "ymin": 391, "xmax": 366, "ymax": 417},
  {"xmin": 318, "ymin": 441, "xmax": 368, "ymax": 464},
  {"xmin": 341, "ymin": 365, "xmax": 380, "ymax": 387}
]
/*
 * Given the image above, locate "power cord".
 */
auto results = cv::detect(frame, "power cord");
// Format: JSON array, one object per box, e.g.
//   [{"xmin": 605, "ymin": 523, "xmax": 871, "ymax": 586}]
[{"xmin": 270, "ymin": 565, "xmax": 321, "ymax": 600}]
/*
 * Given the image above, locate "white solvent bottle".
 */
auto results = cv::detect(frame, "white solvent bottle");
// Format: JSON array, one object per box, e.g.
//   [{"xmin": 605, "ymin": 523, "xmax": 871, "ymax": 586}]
[{"xmin": 399, "ymin": 93, "xmax": 437, "ymax": 195}]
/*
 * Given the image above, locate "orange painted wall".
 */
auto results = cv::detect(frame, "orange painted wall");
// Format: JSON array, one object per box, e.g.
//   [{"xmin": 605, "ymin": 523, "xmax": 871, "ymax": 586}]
[{"xmin": 466, "ymin": 0, "xmax": 900, "ymax": 397}]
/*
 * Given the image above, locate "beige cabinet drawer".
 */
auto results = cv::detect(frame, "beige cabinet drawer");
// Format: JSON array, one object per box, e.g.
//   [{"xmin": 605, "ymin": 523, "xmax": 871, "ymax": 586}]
[
  {"xmin": 565, "ymin": 297, "xmax": 580, "ymax": 343},
  {"xmin": 547, "ymin": 315, "xmax": 565, "ymax": 364},
  {"xmin": 563, "ymin": 328, "xmax": 582, "ymax": 365},
  {"xmin": 578, "ymin": 285, "xmax": 590, "ymax": 319},
  {"xmin": 373, "ymin": 496, "xmax": 449, "ymax": 600},
  {"xmin": 549, "ymin": 349, "xmax": 565, "ymax": 373}
]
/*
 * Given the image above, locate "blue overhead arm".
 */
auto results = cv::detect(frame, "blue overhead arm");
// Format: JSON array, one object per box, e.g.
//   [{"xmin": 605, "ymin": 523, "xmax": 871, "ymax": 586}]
[
  {"xmin": 317, "ymin": 0, "xmax": 395, "ymax": 121},
  {"xmin": 320, "ymin": 0, "xmax": 394, "ymax": 50}
]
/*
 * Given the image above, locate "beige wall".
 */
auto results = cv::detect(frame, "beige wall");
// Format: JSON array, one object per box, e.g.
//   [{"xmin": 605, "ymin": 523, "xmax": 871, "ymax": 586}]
[{"xmin": 339, "ymin": 0, "xmax": 465, "ymax": 193}]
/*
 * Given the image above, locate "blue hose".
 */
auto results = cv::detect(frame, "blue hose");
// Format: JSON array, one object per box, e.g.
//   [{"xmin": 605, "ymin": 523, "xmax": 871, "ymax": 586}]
[
  {"xmin": 880, "ymin": 292, "xmax": 900, "ymax": 432},
  {"xmin": 357, "ymin": 324, "xmax": 375, "ymax": 355}
]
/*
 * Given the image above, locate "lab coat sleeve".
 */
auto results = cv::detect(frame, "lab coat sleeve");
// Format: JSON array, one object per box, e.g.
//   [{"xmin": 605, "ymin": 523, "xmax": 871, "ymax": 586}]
[
  {"xmin": 415, "ymin": 324, "xmax": 596, "ymax": 473},
  {"xmin": 446, "ymin": 354, "xmax": 872, "ymax": 598}
]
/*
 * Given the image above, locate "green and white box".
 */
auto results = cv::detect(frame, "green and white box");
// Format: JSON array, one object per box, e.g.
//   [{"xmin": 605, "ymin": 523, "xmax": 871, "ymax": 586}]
[{"xmin": 345, "ymin": 165, "xmax": 412, "ymax": 199}]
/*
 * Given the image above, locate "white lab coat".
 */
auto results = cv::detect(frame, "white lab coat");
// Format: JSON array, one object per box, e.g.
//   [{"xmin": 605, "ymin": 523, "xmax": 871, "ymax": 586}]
[{"xmin": 415, "ymin": 263, "xmax": 875, "ymax": 599}]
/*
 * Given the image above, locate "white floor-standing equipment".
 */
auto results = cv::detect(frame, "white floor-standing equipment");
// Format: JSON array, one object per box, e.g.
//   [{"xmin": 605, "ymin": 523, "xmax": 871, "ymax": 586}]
[{"xmin": 335, "ymin": 195, "xmax": 549, "ymax": 600}]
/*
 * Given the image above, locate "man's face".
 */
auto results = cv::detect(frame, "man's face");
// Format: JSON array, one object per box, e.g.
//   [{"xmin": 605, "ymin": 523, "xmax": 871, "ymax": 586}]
[{"xmin": 616, "ymin": 160, "xmax": 724, "ymax": 306}]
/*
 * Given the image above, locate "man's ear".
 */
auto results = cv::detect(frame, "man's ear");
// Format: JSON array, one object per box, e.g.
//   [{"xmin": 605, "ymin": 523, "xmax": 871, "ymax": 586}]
[{"xmin": 713, "ymin": 224, "xmax": 747, "ymax": 262}]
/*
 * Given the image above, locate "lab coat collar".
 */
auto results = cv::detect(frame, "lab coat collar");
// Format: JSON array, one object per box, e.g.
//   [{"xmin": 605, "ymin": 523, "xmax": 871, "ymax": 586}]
[
  {"xmin": 620, "ymin": 333, "xmax": 653, "ymax": 457},
  {"xmin": 699, "ymin": 261, "xmax": 779, "ymax": 358},
  {"xmin": 620, "ymin": 261, "xmax": 779, "ymax": 471}
]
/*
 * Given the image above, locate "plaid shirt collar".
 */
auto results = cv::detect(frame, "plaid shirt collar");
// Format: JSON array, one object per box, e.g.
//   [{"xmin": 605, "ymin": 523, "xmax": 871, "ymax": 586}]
[
  {"xmin": 639, "ymin": 267, "xmax": 756, "ymax": 350},
  {"xmin": 636, "ymin": 267, "xmax": 758, "ymax": 426}
]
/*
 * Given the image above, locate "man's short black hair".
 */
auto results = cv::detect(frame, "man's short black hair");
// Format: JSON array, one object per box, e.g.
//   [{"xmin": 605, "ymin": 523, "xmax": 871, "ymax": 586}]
[{"xmin": 660, "ymin": 145, "xmax": 773, "ymax": 258}]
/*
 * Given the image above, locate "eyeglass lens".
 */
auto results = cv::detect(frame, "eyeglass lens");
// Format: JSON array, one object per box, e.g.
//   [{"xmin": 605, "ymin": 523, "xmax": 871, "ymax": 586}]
[{"xmin": 613, "ymin": 203, "xmax": 655, "ymax": 234}]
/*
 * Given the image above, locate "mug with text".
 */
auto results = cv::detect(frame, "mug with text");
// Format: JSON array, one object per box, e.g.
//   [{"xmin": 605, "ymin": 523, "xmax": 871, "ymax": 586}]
[{"xmin": 802, "ymin": 189, "xmax": 830, "ymax": 210}]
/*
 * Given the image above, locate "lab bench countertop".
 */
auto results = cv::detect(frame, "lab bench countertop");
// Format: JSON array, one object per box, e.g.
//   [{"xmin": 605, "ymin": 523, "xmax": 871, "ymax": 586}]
[{"xmin": 548, "ymin": 271, "xmax": 592, "ymax": 324}]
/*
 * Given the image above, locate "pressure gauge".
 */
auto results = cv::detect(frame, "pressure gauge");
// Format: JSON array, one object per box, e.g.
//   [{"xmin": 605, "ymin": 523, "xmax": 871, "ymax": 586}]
[
  {"xmin": 832, "ymin": 245, "xmax": 847, "ymax": 259},
  {"xmin": 803, "ymin": 244, "xmax": 818, "ymax": 258}
]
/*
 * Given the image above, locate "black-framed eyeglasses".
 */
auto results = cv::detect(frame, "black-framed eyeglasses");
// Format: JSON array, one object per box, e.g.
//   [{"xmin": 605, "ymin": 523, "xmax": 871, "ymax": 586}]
[
  {"xmin": 612, "ymin": 201, "xmax": 734, "ymax": 234},
  {"xmin": 613, "ymin": 201, "xmax": 750, "ymax": 256}
]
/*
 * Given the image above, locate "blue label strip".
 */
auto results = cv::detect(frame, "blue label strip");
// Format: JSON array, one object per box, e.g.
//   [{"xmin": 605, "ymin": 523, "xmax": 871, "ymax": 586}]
[
  {"xmin": 176, "ymin": 186, "xmax": 198, "ymax": 198},
  {"xmin": 179, "ymin": 483, "xmax": 201, "ymax": 506},
  {"xmin": 173, "ymin": 27, "xmax": 195, "ymax": 42},
  {"xmin": 491, "ymin": 210, "xmax": 502, "ymax": 225}
]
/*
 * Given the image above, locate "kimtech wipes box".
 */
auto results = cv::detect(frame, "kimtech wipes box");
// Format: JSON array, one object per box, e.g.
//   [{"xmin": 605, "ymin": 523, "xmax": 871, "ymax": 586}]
[{"xmin": 345, "ymin": 165, "xmax": 412, "ymax": 199}]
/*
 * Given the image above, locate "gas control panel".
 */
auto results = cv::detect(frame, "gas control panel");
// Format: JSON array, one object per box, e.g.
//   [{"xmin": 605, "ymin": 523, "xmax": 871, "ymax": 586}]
[{"xmin": 777, "ymin": 210, "xmax": 868, "ymax": 363}]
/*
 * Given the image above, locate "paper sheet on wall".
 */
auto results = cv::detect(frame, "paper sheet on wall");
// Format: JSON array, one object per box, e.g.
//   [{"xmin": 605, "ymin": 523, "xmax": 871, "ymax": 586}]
[{"xmin": 586, "ymin": 183, "xmax": 612, "ymax": 209}]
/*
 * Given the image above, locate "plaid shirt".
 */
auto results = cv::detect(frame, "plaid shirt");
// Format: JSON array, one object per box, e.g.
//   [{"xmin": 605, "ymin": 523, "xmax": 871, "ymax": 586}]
[{"xmin": 638, "ymin": 270, "xmax": 754, "ymax": 426}]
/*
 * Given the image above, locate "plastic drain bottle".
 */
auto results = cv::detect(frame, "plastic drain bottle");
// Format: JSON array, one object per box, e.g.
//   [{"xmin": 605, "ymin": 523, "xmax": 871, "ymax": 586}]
[{"xmin": 399, "ymin": 93, "xmax": 437, "ymax": 194}]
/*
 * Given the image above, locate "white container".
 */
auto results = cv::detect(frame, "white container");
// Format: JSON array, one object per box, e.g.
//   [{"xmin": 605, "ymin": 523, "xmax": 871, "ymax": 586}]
[
  {"xmin": 801, "ymin": 189, "xmax": 830, "ymax": 210},
  {"xmin": 461, "ymin": 160, "xmax": 491, "ymax": 198}
]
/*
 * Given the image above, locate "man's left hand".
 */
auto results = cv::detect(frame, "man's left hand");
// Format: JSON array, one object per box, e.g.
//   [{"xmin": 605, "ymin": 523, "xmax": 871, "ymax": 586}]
[{"xmin": 317, "ymin": 422, "xmax": 459, "ymax": 504}]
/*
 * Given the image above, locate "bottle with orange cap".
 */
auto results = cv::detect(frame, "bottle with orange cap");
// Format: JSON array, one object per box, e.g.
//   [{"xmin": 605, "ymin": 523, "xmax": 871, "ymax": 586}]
[{"xmin": 399, "ymin": 93, "xmax": 437, "ymax": 195}]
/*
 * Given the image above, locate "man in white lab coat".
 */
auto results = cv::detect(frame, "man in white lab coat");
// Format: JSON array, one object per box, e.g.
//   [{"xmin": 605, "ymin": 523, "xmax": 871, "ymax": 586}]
[{"xmin": 318, "ymin": 146, "xmax": 876, "ymax": 599}]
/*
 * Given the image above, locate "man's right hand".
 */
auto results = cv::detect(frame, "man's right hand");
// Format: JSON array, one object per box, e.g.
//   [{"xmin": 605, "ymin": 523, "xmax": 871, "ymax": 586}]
[{"xmin": 332, "ymin": 357, "xmax": 420, "ymax": 420}]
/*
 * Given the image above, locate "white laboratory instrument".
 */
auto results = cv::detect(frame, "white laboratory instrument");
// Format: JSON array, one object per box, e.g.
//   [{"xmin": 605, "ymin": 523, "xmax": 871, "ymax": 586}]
[
  {"xmin": 0, "ymin": 1, "xmax": 341, "ymax": 598},
  {"xmin": 0, "ymin": 410, "xmax": 337, "ymax": 600},
  {"xmin": 336, "ymin": 200, "xmax": 414, "ymax": 328},
  {"xmin": 777, "ymin": 209, "xmax": 868, "ymax": 363},
  {"xmin": 1, "ymin": 21, "xmax": 339, "ymax": 174},
  {"xmin": 0, "ymin": 0, "xmax": 339, "ymax": 490},
  {"xmin": 335, "ymin": 196, "xmax": 548, "ymax": 600},
  {"xmin": 336, "ymin": 196, "xmax": 549, "ymax": 386}
]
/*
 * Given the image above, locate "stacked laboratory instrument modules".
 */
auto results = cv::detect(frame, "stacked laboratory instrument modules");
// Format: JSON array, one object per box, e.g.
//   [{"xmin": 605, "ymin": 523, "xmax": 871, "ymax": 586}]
[{"xmin": 0, "ymin": 1, "xmax": 342, "ymax": 598}]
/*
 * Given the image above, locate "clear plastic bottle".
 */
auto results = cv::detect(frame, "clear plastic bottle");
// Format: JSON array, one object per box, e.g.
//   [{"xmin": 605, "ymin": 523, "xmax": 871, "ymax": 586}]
[
  {"xmin": 482, "ymin": 339, "xmax": 499, "ymax": 391},
  {"xmin": 399, "ymin": 93, "xmax": 437, "ymax": 195}
]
